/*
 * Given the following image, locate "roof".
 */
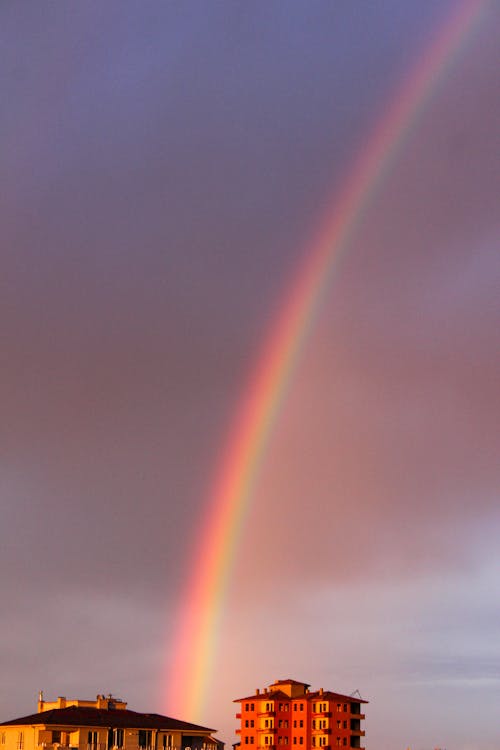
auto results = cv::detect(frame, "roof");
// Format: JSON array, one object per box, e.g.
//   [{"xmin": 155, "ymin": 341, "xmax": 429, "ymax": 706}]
[
  {"xmin": 233, "ymin": 690, "xmax": 289, "ymax": 703},
  {"xmin": 307, "ymin": 691, "xmax": 368, "ymax": 704},
  {"xmin": 234, "ymin": 689, "xmax": 368, "ymax": 704},
  {"xmin": 272, "ymin": 680, "xmax": 310, "ymax": 688},
  {"xmin": 0, "ymin": 707, "xmax": 216, "ymax": 732}
]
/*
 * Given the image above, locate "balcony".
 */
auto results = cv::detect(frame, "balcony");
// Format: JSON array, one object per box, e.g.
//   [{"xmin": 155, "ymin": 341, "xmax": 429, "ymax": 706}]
[
  {"xmin": 258, "ymin": 712, "xmax": 276, "ymax": 718},
  {"xmin": 349, "ymin": 731, "xmax": 365, "ymax": 737},
  {"xmin": 236, "ymin": 714, "xmax": 242, "ymax": 719},
  {"xmin": 235, "ymin": 730, "xmax": 241, "ymax": 735},
  {"xmin": 349, "ymin": 714, "xmax": 365, "ymax": 721},
  {"xmin": 311, "ymin": 728, "xmax": 331, "ymax": 735},
  {"xmin": 311, "ymin": 711, "xmax": 332, "ymax": 718},
  {"xmin": 257, "ymin": 728, "xmax": 277, "ymax": 734}
]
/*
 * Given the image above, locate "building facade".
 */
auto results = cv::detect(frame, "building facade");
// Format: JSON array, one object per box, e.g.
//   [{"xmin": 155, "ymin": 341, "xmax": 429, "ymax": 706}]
[
  {"xmin": 0, "ymin": 694, "xmax": 220, "ymax": 750},
  {"xmin": 234, "ymin": 680, "xmax": 366, "ymax": 750}
]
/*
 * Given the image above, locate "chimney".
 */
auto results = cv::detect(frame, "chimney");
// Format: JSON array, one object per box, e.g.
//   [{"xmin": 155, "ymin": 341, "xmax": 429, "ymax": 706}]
[
  {"xmin": 57, "ymin": 697, "xmax": 66, "ymax": 709},
  {"xmin": 256, "ymin": 689, "xmax": 260, "ymax": 695},
  {"xmin": 319, "ymin": 688, "xmax": 323, "ymax": 696},
  {"xmin": 38, "ymin": 691, "xmax": 44, "ymax": 713}
]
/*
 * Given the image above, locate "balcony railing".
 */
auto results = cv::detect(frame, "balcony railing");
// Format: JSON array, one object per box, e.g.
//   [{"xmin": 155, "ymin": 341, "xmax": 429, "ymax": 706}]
[
  {"xmin": 257, "ymin": 728, "xmax": 277, "ymax": 734},
  {"xmin": 258, "ymin": 712, "xmax": 276, "ymax": 718},
  {"xmin": 349, "ymin": 714, "xmax": 365, "ymax": 721}
]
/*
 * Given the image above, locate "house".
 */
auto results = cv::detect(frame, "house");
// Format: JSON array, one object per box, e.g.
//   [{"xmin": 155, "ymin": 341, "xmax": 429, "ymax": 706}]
[
  {"xmin": 0, "ymin": 694, "xmax": 221, "ymax": 750},
  {"xmin": 234, "ymin": 679, "xmax": 367, "ymax": 750}
]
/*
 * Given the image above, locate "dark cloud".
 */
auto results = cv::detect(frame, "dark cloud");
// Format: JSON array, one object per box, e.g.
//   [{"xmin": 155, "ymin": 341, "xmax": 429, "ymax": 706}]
[{"xmin": 1, "ymin": 2, "xmax": 499, "ymax": 750}]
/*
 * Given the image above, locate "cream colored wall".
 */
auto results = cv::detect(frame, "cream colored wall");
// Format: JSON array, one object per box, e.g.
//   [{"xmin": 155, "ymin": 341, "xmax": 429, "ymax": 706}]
[
  {"xmin": 1, "ymin": 725, "xmax": 38, "ymax": 750},
  {"xmin": 39, "ymin": 698, "xmax": 127, "ymax": 714},
  {"xmin": 1, "ymin": 725, "xmax": 214, "ymax": 750}
]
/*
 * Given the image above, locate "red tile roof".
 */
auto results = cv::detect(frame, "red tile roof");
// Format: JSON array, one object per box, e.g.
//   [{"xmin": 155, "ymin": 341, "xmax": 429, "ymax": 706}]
[
  {"xmin": 0, "ymin": 707, "xmax": 215, "ymax": 732},
  {"xmin": 233, "ymin": 690, "xmax": 289, "ymax": 703},
  {"xmin": 234, "ymin": 688, "xmax": 367, "ymax": 704},
  {"xmin": 272, "ymin": 680, "xmax": 310, "ymax": 688},
  {"xmin": 307, "ymin": 691, "xmax": 368, "ymax": 704}
]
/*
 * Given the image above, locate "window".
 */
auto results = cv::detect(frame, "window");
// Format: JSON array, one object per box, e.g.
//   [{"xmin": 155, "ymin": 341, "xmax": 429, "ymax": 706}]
[
  {"xmin": 17, "ymin": 733, "xmax": 24, "ymax": 750},
  {"xmin": 299, "ymin": 721, "xmax": 303, "ymax": 729},
  {"xmin": 284, "ymin": 705, "xmax": 289, "ymax": 712},
  {"xmin": 251, "ymin": 704, "xmax": 255, "ymax": 712},
  {"xmin": 312, "ymin": 721, "xmax": 316, "ymax": 730},
  {"xmin": 343, "ymin": 741, "xmax": 347, "ymax": 747},
  {"xmin": 299, "ymin": 740, "xmax": 303, "ymax": 746},
  {"xmin": 311, "ymin": 738, "xmax": 315, "ymax": 747},
  {"xmin": 336, "ymin": 722, "xmax": 341, "ymax": 729},
  {"xmin": 279, "ymin": 704, "xmax": 283, "ymax": 712},
  {"xmin": 138, "ymin": 731, "xmax": 152, "ymax": 750},
  {"xmin": 283, "ymin": 739, "xmax": 288, "ymax": 745},
  {"xmin": 343, "ymin": 705, "xmax": 347, "ymax": 713},
  {"xmin": 283, "ymin": 722, "xmax": 288, "ymax": 729},
  {"xmin": 299, "ymin": 704, "xmax": 303, "ymax": 712},
  {"xmin": 52, "ymin": 732, "xmax": 61, "ymax": 744},
  {"xmin": 245, "ymin": 739, "xmax": 249, "ymax": 745},
  {"xmin": 88, "ymin": 732, "xmax": 98, "ymax": 749},
  {"xmin": 293, "ymin": 704, "xmax": 297, "ymax": 712},
  {"xmin": 313, "ymin": 704, "xmax": 316, "ymax": 713},
  {"xmin": 250, "ymin": 739, "xmax": 254, "ymax": 745},
  {"xmin": 250, "ymin": 721, "xmax": 254, "ymax": 728},
  {"xmin": 343, "ymin": 722, "xmax": 346, "ymax": 730},
  {"xmin": 245, "ymin": 704, "xmax": 249, "ymax": 711},
  {"xmin": 293, "ymin": 721, "xmax": 297, "ymax": 729},
  {"xmin": 293, "ymin": 740, "xmax": 297, "ymax": 745},
  {"xmin": 245, "ymin": 721, "xmax": 249, "ymax": 728},
  {"xmin": 336, "ymin": 705, "xmax": 341, "ymax": 713},
  {"xmin": 113, "ymin": 730, "xmax": 124, "ymax": 748},
  {"xmin": 0, "ymin": 733, "xmax": 5, "ymax": 746}
]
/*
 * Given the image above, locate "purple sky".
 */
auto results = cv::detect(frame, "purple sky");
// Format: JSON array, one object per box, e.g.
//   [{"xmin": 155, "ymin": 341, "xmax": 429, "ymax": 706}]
[{"xmin": 1, "ymin": 2, "xmax": 499, "ymax": 750}]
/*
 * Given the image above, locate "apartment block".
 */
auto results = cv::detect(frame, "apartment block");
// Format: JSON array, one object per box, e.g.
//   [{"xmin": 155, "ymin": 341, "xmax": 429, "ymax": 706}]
[
  {"xmin": 0, "ymin": 694, "xmax": 221, "ymax": 750},
  {"xmin": 234, "ymin": 679, "xmax": 366, "ymax": 750}
]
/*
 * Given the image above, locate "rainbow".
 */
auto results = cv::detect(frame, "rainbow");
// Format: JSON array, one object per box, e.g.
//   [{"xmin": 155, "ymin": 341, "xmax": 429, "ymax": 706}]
[{"xmin": 164, "ymin": 0, "xmax": 488, "ymax": 722}]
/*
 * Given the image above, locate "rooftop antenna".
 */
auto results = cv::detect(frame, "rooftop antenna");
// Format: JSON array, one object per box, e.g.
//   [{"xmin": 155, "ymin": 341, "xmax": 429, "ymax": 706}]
[{"xmin": 349, "ymin": 690, "xmax": 362, "ymax": 699}]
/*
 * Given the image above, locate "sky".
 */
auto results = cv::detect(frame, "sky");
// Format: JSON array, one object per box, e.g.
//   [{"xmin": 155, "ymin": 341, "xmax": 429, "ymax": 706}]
[{"xmin": 1, "ymin": 2, "xmax": 499, "ymax": 750}]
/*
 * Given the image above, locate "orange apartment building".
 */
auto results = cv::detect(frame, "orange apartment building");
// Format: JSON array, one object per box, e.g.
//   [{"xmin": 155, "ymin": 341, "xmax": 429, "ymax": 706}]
[{"xmin": 234, "ymin": 679, "xmax": 367, "ymax": 750}]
